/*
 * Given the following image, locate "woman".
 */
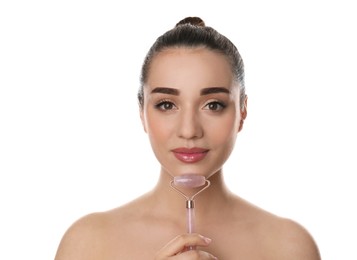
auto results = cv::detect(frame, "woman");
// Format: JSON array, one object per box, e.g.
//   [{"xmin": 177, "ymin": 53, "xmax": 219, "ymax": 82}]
[{"xmin": 55, "ymin": 17, "xmax": 321, "ymax": 259}]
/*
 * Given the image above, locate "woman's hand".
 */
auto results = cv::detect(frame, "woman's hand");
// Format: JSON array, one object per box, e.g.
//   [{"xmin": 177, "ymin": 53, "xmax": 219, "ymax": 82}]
[{"xmin": 155, "ymin": 233, "xmax": 218, "ymax": 259}]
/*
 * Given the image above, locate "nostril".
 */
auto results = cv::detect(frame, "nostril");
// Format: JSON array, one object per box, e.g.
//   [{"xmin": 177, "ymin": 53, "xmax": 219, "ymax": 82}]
[
  {"xmin": 176, "ymin": 110, "xmax": 204, "ymax": 139},
  {"xmin": 177, "ymin": 119, "xmax": 203, "ymax": 139}
]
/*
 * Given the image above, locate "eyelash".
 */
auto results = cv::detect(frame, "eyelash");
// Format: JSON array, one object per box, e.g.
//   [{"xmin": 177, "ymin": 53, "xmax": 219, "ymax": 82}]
[
  {"xmin": 203, "ymin": 101, "xmax": 227, "ymax": 111},
  {"xmin": 154, "ymin": 100, "xmax": 177, "ymax": 111},
  {"xmin": 154, "ymin": 99, "xmax": 227, "ymax": 112}
]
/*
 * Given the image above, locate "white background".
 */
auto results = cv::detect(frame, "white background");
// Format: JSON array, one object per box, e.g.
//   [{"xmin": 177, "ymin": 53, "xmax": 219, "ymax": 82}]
[{"xmin": 0, "ymin": 0, "xmax": 356, "ymax": 259}]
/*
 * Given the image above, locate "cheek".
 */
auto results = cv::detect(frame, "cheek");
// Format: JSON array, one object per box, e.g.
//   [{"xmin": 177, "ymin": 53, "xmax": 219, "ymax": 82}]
[
  {"xmin": 146, "ymin": 113, "xmax": 172, "ymax": 144},
  {"xmin": 205, "ymin": 114, "xmax": 239, "ymax": 146}
]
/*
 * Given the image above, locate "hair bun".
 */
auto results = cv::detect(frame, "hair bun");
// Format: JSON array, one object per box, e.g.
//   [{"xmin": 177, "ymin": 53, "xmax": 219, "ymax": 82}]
[{"xmin": 175, "ymin": 17, "xmax": 205, "ymax": 27}]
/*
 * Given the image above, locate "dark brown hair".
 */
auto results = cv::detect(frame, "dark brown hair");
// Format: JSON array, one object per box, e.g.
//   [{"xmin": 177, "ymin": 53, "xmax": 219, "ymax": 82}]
[{"xmin": 138, "ymin": 17, "xmax": 245, "ymax": 109}]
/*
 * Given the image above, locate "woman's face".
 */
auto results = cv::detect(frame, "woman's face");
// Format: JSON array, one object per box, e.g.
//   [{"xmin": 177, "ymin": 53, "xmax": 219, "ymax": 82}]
[{"xmin": 141, "ymin": 47, "xmax": 246, "ymax": 179}]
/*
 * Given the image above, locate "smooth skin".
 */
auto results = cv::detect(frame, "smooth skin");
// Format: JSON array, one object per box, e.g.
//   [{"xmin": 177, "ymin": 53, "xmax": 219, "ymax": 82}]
[{"xmin": 55, "ymin": 47, "xmax": 321, "ymax": 259}]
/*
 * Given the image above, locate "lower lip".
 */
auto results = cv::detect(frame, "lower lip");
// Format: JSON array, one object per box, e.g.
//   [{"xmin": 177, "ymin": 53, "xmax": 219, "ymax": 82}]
[{"xmin": 173, "ymin": 151, "xmax": 208, "ymax": 163}]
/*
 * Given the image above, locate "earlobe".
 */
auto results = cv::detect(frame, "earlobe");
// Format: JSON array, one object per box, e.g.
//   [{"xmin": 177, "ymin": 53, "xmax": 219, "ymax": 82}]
[
  {"xmin": 238, "ymin": 95, "xmax": 248, "ymax": 132},
  {"xmin": 238, "ymin": 118, "xmax": 245, "ymax": 132},
  {"xmin": 140, "ymin": 110, "xmax": 147, "ymax": 133}
]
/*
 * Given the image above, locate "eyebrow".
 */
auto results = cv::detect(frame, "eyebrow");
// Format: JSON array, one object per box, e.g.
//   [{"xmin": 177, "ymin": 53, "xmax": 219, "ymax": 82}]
[
  {"xmin": 200, "ymin": 87, "xmax": 230, "ymax": 95},
  {"xmin": 151, "ymin": 87, "xmax": 179, "ymax": 95},
  {"xmin": 150, "ymin": 87, "xmax": 230, "ymax": 96}
]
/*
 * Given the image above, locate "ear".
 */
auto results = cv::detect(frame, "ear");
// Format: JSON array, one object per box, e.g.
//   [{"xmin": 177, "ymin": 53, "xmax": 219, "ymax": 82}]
[
  {"xmin": 238, "ymin": 95, "xmax": 248, "ymax": 132},
  {"xmin": 140, "ymin": 109, "xmax": 147, "ymax": 133}
]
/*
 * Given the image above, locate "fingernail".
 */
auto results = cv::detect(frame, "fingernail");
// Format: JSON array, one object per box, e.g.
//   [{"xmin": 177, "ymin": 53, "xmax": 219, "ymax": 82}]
[{"xmin": 203, "ymin": 237, "xmax": 212, "ymax": 244}]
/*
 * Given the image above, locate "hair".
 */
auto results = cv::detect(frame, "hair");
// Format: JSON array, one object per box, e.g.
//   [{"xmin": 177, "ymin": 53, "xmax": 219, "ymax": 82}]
[{"xmin": 138, "ymin": 16, "xmax": 246, "ymax": 109}]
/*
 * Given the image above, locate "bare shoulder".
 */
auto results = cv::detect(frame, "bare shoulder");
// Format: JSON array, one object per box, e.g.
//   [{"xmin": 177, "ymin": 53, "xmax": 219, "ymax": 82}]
[
  {"xmin": 228, "ymin": 197, "xmax": 321, "ymax": 259},
  {"xmin": 54, "ymin": 211, "xmax": 109, "ymax": 260},
  {"xmin": 54, "ymin": 200, "xmax": 142, "ymax": 260},
  {"xmin": 250, "ymin": 204, "xmax": 321, "ymax": 260},
  {"xmin": 271, "ymin": 217, "xmax": 321, "ymax": 260}
]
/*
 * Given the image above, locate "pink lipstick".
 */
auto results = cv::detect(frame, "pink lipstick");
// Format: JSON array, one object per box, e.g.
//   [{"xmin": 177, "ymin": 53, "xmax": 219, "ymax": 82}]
[{"xmin": 172, "ymin": 147, "xmax": 209, "ymax": 163}]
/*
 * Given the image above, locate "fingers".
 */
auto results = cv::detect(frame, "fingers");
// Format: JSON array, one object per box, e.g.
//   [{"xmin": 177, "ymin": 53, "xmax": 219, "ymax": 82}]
[
  {"xmin": 155, "ymin": 233, "xmax": 218, "ymax": 259},
  {"xmin": 165, "ymin": 233, "xmax": 212, "ymax": 254},
  {"xmin": 174, "ymin": 250, "xmax": 218, "ymax": 260}
]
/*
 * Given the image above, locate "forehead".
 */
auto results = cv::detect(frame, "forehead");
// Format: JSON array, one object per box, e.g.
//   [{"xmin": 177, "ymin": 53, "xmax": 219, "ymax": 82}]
[{"xmin": 146, "ymin": 47, "xmax": 234, "ymax": 90}]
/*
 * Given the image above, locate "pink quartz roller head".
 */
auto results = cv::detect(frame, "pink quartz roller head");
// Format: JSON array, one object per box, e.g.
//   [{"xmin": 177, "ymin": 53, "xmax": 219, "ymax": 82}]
[
  {"xmin": 173, "ymin": 174, "xmax": 206, "ymax": 188},
  {"xmin": 170, "ymin": 174, "xmax": 211, "ymax": 251}
]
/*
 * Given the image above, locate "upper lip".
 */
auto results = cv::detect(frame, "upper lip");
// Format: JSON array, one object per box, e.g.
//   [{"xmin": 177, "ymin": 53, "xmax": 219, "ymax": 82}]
[{"xmin": 172, "ymin": 147, "xmax": 209, "ymax": 153}]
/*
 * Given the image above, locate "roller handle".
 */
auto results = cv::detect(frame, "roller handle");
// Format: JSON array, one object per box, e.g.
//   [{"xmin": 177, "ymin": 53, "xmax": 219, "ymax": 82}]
[{"xmin": 186, "ymin": 200, "xmax": 196, "ymax": 250}]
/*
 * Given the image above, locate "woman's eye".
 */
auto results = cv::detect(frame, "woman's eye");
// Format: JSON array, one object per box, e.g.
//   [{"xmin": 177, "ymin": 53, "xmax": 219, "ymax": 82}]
[
  {"xmin": 155, "ymin": 101, "xmax": 176, "ymax": 111},
  {"xmin": 204, "ymin": 101, "xmax": 226, "ymax": 111}
]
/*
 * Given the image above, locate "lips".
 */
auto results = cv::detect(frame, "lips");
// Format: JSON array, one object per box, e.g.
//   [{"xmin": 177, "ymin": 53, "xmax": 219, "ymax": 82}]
[{"xmin": 172, "ymin": 147, "xmax": 209, "ymax": 163}]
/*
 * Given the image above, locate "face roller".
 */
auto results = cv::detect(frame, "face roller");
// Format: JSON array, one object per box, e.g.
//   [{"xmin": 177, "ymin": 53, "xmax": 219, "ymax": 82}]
[{"xmin": 170, "ymin": 174, "xmax": 211, "ymax": 250}]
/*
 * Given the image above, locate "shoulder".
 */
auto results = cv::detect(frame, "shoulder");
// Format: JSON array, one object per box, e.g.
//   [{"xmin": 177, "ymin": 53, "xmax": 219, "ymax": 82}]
[
  {"xmin": 54, "ymin": 199, "xmax": 148, "ymax": 260},
  {"xmin": 54, "ymin": 212, "xmax": 109, "ymax": 260},
  {"xmin": 54, "ymin": 204, "xmax": 137, "ymax": 260},
  {"xmin": 232, "ymin": 198, "xmax": 321, "ymax": 259},
  {"xmin": 264, "ymin": 216, "xmax": 321, "ymax": 260}
]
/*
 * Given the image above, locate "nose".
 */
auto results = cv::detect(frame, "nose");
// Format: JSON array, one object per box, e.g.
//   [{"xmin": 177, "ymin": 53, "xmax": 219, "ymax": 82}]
[{"xmin": 176, "ymin": 109, "xmax": 204, "ymax": 139}]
